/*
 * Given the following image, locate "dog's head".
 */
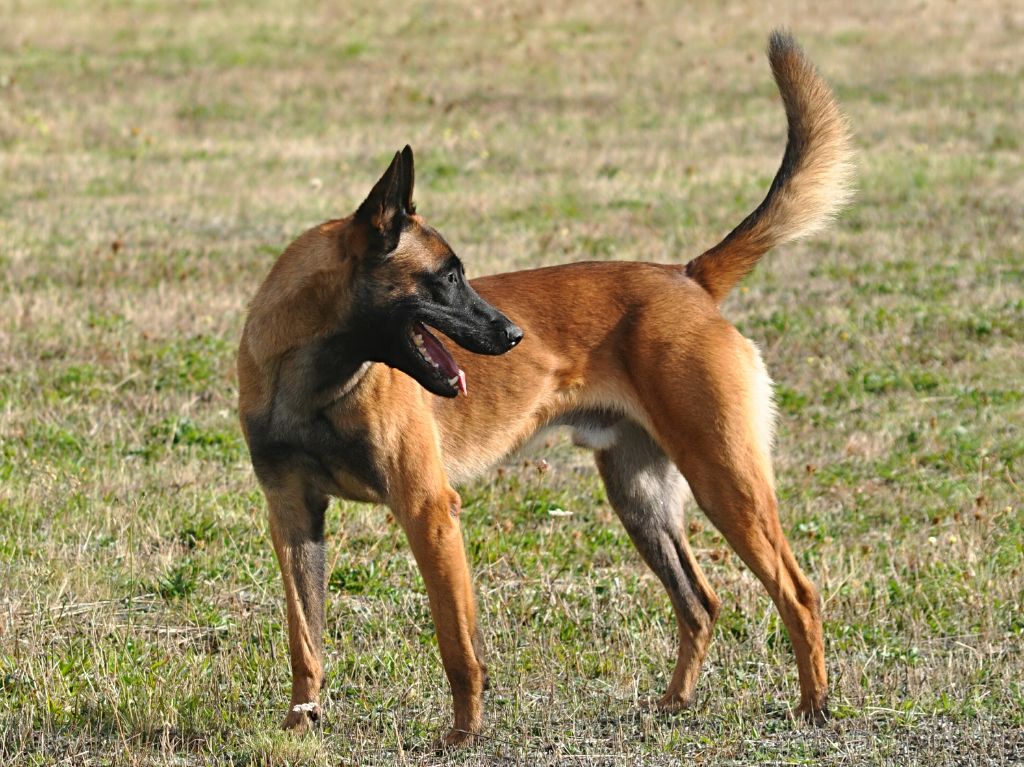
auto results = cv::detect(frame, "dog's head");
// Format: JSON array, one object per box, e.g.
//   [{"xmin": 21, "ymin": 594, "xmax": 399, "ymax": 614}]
[{"xmin": 346, "ymin": 146, "xmax": 523, "ymax": 398}]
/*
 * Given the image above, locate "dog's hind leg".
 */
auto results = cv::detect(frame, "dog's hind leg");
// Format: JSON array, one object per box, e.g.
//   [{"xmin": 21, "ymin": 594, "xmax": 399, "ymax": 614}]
[
  {"xmin": 642, "ymin": 330, "xmax": 828, "ymax": 722},
  {"xmin": 595, "ymin": 420, "xmax": 722, "ymax": 710},
  {"xmin": 672, "ymin": 447, "xmax": 828, "ymax": 722},
  {"xmin": 265, "ymin": 478, "xmax": 330, "ymax": 732}
]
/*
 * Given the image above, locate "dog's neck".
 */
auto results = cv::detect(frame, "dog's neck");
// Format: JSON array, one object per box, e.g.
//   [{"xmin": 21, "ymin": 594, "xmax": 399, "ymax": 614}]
[
  {"xmin": 330, "ymin": 361, "xmax": 372, "ymax": 403},
  {"xmin": 310, "ymin": 329, "xmax": 373, "ymax": 398}
]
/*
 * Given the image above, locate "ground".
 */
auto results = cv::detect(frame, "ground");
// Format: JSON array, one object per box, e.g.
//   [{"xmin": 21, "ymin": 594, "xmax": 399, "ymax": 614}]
[{"xmin": 0, "ymin": 1, "xmax": 1022, "ymax": 764}]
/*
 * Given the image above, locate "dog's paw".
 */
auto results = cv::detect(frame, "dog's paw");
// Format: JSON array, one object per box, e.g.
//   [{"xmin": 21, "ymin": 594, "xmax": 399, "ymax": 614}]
[
  {"xmin": 434, "ymin": 727, "xmax": 480, "ymax": 751},
  {"xmin": 792, "ymin": 700, "xmax": 830, "ymax": 726},
  {"xmin": 282, "ymin": 701, "xmax": 322, "ymax": 734},
  {"xmin": 641, "ymin": 692, "xmax": 695, "ymax": 713}
]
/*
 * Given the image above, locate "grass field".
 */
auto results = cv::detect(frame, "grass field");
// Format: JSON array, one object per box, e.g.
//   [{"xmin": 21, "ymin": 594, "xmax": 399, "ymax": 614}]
[{"xmin": 1, "ymin": 0, "xmax": 1022, "ymax": 764}]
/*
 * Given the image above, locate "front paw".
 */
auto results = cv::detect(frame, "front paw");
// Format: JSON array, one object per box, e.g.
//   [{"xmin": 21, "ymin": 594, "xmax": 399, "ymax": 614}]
[
  {"xmin": 282, "ymin": 701, "xmax": 322, "ymax": 734},
  {"xmin": 792, "ymin": 699, "xmax": 830, "ymax": 726},
  {"xmin": 652, "ymin": 691, "xmax": 696, "ymax": 713},
  {"xmin": 435, "ymin": 726, "xmax": 480, "ymax": 751}
]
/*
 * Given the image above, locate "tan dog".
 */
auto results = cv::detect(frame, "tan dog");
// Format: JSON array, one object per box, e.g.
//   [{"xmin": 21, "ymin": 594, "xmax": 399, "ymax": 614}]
[{"xmin": 238, "ymin": 31, "xmax": 852, "ymax": 746}]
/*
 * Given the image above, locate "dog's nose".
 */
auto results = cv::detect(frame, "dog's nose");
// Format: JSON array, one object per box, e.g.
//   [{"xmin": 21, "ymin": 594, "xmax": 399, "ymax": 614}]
[{"xmin": 505, "ymin": 324, "xmax": 524, "ymax": 348}]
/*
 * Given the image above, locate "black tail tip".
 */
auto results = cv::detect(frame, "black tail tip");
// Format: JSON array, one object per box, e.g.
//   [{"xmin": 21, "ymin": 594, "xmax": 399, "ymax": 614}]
[{"xmin": 768, "ymin": 29, "xmax": 799, "ymax": 59}]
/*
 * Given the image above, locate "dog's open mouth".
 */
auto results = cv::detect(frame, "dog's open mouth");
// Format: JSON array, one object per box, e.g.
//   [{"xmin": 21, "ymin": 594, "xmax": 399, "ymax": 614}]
[{"xmin": 410, "ymin": 321, "xmax": 467, "ymax": 395}]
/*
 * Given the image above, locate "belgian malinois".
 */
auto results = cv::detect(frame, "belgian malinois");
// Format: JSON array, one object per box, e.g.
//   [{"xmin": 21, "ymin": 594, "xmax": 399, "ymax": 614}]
[{"xmin": 238, "ymin": 31, "xmax": 852, "ymax": 746}]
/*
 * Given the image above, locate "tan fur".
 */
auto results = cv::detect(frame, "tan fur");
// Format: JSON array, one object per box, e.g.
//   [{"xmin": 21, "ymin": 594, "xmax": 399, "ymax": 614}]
[{"xmin": 239, "ymin": 32, "xmax": 850, "ymax": 746}]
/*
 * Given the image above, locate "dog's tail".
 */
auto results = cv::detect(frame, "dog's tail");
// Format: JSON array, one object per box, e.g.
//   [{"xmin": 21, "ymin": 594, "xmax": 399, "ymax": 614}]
[{"xmin": 684, "ymin": 31, "xmax": 854, "ymax": 304}]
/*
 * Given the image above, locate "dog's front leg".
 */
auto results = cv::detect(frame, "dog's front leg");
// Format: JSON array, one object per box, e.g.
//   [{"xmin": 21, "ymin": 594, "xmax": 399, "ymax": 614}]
[
  {"xmin": 266, "ymin": 482, "xmax": 329, "ymax": 733},
  {"xmin": 395, "ymin": 486, "xmax": 484, "ymax": 749}
]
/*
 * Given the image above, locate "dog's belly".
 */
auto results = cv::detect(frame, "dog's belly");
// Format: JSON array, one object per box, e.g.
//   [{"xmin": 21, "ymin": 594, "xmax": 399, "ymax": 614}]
[
  {"xmin": 505, "ymin": 417, "xmax": 619, "ymax": 462},
  {"xmin": 555, "ymin": 409, "xmax": 624, "ymax": 451},
  {"xmin": 440, "ymin": 406, "xmax": 631, "ymax": 483},
  {"xmin": 570, "ymin": 423, "xmax": 620, "ymax": 451}
]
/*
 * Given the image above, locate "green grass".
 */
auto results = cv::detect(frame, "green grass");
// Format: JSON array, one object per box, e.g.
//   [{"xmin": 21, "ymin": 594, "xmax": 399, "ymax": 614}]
[{"xmin": 1, "ymin": 1, "xmax": 1022, "ymax": 764}]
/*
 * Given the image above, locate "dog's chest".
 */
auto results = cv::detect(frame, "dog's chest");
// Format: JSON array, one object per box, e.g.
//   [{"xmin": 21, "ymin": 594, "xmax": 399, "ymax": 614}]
[
  {"xmin": 246, "ymin": 413, "xmax": 386, "ymax": 504},
  {"xmin": 315, "ymin": 430, "xmax": 386, "ymax": 503}
]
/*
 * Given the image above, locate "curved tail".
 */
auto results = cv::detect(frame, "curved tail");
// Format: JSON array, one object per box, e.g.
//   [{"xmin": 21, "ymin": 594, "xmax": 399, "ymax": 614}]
[{"xmin": 685, "ymin": 31, "xmax": 854, "ymax": 304}]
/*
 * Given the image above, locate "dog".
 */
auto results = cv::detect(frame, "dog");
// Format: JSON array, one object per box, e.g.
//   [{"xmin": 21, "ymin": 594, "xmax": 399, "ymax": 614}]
[{"xmin": 237, "ymin": 31, "xmax": 852, "ymax": 747}]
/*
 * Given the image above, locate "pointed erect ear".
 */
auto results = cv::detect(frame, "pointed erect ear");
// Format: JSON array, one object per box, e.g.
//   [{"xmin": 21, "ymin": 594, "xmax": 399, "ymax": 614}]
[
  {"xmin": 400, "ymin": 145, "xmax": 415, "ymax": 214},
  {"xmin": 355, "ymin": 147, "xmax": 415, "ymax": 253}
]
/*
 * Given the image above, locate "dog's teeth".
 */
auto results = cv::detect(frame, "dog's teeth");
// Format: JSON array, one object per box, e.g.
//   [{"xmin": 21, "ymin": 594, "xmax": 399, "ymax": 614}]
[
  {"xmin": 448, "ymin": 375, "xmax": 458, "ymax": 385},
  {"xmin": 413, "ymin": 334, "xmax": 424, "ymax": 347}
]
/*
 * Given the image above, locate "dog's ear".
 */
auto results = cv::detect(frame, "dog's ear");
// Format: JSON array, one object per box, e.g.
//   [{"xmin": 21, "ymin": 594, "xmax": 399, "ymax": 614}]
[
  {"xmin": 356, "ymin": 149, "xmax": 410, "ymax": 254},
  {"xmin": 400, "ymin": 145, "xmax": 415, "ymax": 215}
]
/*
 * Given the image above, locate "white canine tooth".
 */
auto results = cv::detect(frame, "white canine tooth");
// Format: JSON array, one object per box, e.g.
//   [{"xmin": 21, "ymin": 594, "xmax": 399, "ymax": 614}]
[{"xmin": 448, "ymin": 375, "xmax": 458, "ymax": 385}]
